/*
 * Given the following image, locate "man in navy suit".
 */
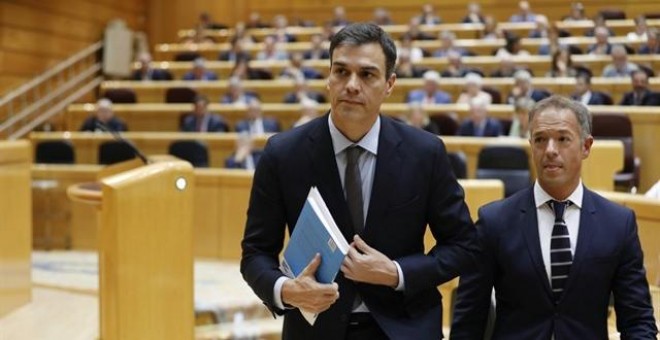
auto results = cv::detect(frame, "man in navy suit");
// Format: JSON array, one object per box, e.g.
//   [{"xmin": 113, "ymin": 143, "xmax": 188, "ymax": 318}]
[
  {"xmin": 131, "ymin": 53, "xmax": 172, "ymax": 81},
  {"xmin": 571, "ymin": 73, "xmax": 612, "ymax": 105},
  {"xmin": 507, "ymin": 69, "xmax": 551, "ymax": 104},
  {"xmin": 451, "ymin": 95, "xmax": 657, "ymax": 339},
  {"xmin": 234, "ymin": 98, "xmax": 281, "ymax": 134},
  {"xmin": 180, "ymin": 95, "xmax": 229, "ymax": 132},
  {"xmin": 182, "ymin": 58, "xmax": 218, "ymax": 81},
  {"xmin": 80, "ymin": 98, "xmax": 127, "ymax": 132},
  {"xmin": 405, "ymin": 70, "xmax": 452, "ymax": 104},
  {"xmin": 620, "ymin": 70, "xmax": 660, "ymax": 106},
  {"xmin": 457, "ymin": 97, "xmax": 504, "ymax": 137},
  {"xmin": 241, "ymin": 23, "xmax": 478, "ymax": 340}
]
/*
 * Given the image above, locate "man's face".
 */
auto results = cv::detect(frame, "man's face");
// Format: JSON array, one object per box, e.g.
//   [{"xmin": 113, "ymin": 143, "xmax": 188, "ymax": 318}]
[
  {"xmin": 96, "ymin": 107, "xmax": 113, "ymax": 123},
  {"xmin": 632, "ymin": 72, "xmax": 649, "ymax": 92},
  {"xmin": 575, "ymin": 77, "xmax": 588, "ymax": 95},
  {"xmin": 327, "ymin": 43, "xmax": 395, "ymax": 130},
  {"xmin": 529, "ymin": 108, "xmax": 593, "ymax": 197},
  {"xmin": 194, "ymin": 100, "xmax": 207, "ymax": 116}
]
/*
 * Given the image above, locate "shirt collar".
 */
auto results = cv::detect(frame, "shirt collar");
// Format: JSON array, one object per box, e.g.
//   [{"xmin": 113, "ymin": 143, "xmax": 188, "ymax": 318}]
[
  {"xmin": 328, "ymin": 113, "xmax": 380, "ymax": 156},
  {"xmin": 534, "ymin": 180, "xmax": 584, "ymax": 209}
]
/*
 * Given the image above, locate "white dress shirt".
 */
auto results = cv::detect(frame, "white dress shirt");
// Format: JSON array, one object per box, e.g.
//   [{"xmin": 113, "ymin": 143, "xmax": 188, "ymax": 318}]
[{"xmin": 533, "ymin": 181, "xmax": 584, "ymax": 284}]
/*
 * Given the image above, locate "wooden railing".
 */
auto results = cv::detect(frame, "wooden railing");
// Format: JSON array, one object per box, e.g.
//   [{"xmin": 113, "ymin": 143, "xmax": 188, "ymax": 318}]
[{"xmin": 0, "ymin": 42, "xmax": 104, "ymax": 139}]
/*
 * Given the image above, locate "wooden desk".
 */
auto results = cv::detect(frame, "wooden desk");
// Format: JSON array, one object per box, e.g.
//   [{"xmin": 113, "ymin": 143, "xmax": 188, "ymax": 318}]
[
  {"xmin": 100, "ymin": 78, "xmax": 660, "ymax": 105},
  {"xmin": 0, "ymin": 141, "xmax": 32, "ymax": 317},
  {"xmin": 28, "ymin": 132, "xmax": 270, "ymax": 169},
  {"xmin": 28, "ymin": 132, "xmax": 622, "ymax": 192},
  {"xmin": 142, "ymin": 55, "xmax": 660, "ymax": 81},
  {"xmin": 177, "ymin": 19, "xmax": 660, "ymax": 42},
  {"xmin": 155, "ymin": 36, "xmax": 646, "ymax": 61}
]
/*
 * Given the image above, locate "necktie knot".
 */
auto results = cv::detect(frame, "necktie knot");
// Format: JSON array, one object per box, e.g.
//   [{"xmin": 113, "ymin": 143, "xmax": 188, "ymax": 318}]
[
  {"xmin": 548, "ymin": 200, "xmax": 570, "ymax": 223},
  {"xmin": 346, "ymin": 145, "xmax": 363, "ymax": 166}
]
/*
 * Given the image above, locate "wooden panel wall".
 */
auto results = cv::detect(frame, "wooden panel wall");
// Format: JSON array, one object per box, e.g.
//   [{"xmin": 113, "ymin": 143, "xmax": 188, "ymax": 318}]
[
  {"xmin": 0, "ymin": 0, "xmax": 147, "ymax": 95},
  {"xmin": 147, "ymin": 0, "xmax": 660, "ymax": 44}
]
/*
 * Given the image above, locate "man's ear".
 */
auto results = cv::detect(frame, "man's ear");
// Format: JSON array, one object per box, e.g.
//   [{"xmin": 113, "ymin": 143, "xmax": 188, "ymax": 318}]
[
  {"xmin": 582, "ymin": 135, "xmax": 594, "ymax": 159},
  {"xmin": 385, "ymin": 73, "xmax": 397, "ymax": 97}
]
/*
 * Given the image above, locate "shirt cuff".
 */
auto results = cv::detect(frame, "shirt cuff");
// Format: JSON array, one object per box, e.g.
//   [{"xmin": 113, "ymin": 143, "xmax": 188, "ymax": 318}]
[
  {"xmin": 273, "ymin": 276, "xmax": 291, "ymax": 310},
  {"xmin": 393, "ymin": 261, "xmax": 405, "ymax": 291}
]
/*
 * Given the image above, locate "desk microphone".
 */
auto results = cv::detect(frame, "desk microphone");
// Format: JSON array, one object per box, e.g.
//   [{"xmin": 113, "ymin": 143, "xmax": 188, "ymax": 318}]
[{"xmin": 95, "ymin": 122, "xmax": 149, "ymax": 164}]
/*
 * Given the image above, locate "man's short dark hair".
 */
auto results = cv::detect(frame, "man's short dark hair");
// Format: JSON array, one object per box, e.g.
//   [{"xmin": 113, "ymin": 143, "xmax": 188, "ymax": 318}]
[
  {"xmin": 576, "ymin": 72, "xmax": 591, "ymax": 85},
  {"xmin": 329, "ymin": 23, "xmax": 397, "ymax": 79}
]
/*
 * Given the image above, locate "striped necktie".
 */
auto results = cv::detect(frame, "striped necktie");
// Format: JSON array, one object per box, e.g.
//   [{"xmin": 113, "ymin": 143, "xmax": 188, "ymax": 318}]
[{"xmin": 549, "ymin": 200, "xmax": 572, "ymax": 303}]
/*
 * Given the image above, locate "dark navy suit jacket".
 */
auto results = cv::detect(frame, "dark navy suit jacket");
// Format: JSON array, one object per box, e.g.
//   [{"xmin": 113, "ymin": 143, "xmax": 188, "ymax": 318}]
[
  {"xmin": 235, "ymin": 118, "xmax": 281, "ymax": 134},
  {"xmin": 451, "ymin": 187, "xmax": 657, "ymax": 339},
  {"xmin": 180, "ymin": 114, "xmax": 229, "ymax": 132},
  {"xmin": 240, "ymin": 114, "xmax": 478, "ymax": 340},
  {"xmin": 405, "ymin": 89, "xmax": 452, "ymax": 104},
  {"xmin": 457, "ymin": 118, "xmax": 504, "ymax": 137},
  {"xmin": 571, "ymin": 91, "xmax": 612, "ymax": 105}
]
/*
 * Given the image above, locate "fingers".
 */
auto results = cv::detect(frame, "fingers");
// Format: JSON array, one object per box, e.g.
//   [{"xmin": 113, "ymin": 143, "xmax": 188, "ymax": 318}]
[
  {"xmin": 352, "ymin": 235, "xmax": 373, "ymax": 253},
  {"xmin": 299, "ymin": 253, "xmax": 321, "ymax": 278}
]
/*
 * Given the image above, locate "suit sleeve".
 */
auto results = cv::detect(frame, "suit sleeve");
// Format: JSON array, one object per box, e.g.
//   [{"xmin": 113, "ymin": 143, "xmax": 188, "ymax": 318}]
[
  {"xmin": 613, "ymin": 211, "xmax": 658, "ymax": 339},
  {"xmin": 240, "ymin": 140, "xmax": 289, "ymax": 314},
  {"xmin": 450, "ymin": 208, "xmax": 497, "ymax": 339},
  {"xmin": 396, "ymin": 139, "xmax": 479, "ymax": 295}
]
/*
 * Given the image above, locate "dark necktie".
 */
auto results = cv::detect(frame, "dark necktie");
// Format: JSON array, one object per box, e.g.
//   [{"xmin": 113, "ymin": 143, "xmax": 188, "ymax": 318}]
[
  {"xmin": 345, "ymin": 145, "xmax": 364, "ymax": 234},
  {"xmin": 549, "ymin": 200, "xmax": 572, "ymax": 303}
]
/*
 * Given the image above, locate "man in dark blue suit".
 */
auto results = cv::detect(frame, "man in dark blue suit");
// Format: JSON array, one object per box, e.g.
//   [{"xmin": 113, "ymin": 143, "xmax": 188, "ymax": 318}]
[
  {"xmin": 405, "ymin": 70, "xmax": 452, "ymax": 104},
  {"xmin": 571, "ymin": 73, "xmax": 612, "ymax": 105},
  {"xmin": 241, "ymin": 23, "xmax": 478, "ymax": 340},
  {"xmin": 180, "ymin": 95, "xmax": 229, "ymax": 132},
  {"xmin": 451, "ymin": 96, "xmax": 657, "ymax": 339},
  {"xmin": 507, "ymin": 69, "xmax": 551, "ymax": 104},
  {"xmin": 234, "ymin": 98, "xmax": 281, "ymax": 134},
  {"xmin": 457, "ymin": 97, "xmax": 504, "ymax": 137},
  {"xmin": 131, "ymin": 53, "xmax": 172, "ymax": 81},
  {"xmin": 620, "ymin": 70, "xmax": 660, "ymax": 106}
]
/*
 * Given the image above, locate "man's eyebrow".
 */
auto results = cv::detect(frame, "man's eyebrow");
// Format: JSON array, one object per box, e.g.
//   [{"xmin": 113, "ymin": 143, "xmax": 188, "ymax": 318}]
[{"xmin": 331, "ymin": 61, "xmax": 381, "ymax": 73}]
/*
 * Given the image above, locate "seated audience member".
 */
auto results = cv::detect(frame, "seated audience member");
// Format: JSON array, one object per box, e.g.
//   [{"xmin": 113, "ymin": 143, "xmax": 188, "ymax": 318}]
[
  {"xmin": 646, "ymin": 180, "xmax": 660, "ymax": 199},
  {"xmin": 538, "ymin": 25, "xmax": 562, "ymax": 56},
  {"xmin": 417, "ymin": 3, "xmax": 442, "ymax": 25},
  {"xmin": 405, "ymin": 17, "xmax": 435, "ymax": 41},
  {"xmin": 528, "ymin": 15, "xmax": 550, "ymax": 38},
  {"xmin": 279, "ymin": 52, "xmax": 323, "ymax": 80},
  {"xmin": 571, "ymin": 73, "xmax": 611, "ymax": 105},
  {"xmin": 495, "ymin": 35, "xmax": 530, "ymax": 58},
  {"xmin": 462, "ymin": 2, "xmax": 485, "ymax": 24},
  {"xmin": 509, "ymin": 1, "xmax": 536, "ymax": 23},
  {"xmin": 218, "ymin": 37, "xmax": 251, "ymax": 62},
  {"xmin": 330, "ymin": 6, "xmax": 350, "ymax": 26},
  {"xmin": 282, "ymin": 76, "xmax": 326, "ymax": 103},
  {"xmin": 271, "ymin": 15, "xmax": 296, "ymax": 43},
  {"xmin": 627, "ymin": 15, "xmax": 649, "ymax": 40},
  {"xmin": 405, "ymin": 102, "xmax": 440, "ymax": 134},
  {"xmin": 246, "ymin": 11, "xmax": 269, "ymax": 29},
  {"xmin": 220, "ymin": 77, "xmax": 259, "ymax": 104},
  {"xmin": 235, "ymin": 99, "xmax": 281, "ymax": 134},
  {"xmin": 232, "ymin": 22, "xmax": 256, "ymax": 46},
  {"xmin": 293, "ymin": 98, "xmax": 320, "ymax": 128},
  {"xmin": 303, "ymin": 34, "xmax": 330, "ymax": 60},
  {"xmin": 433, "ymin": 31, "xmax": 467, "ymax": 58},
  {"xmin": 563, "ymin": 2, "xmax": 586, "ymax": 21},
  {"xmin": 255, "ymin": 36, "xmax": 289, "ymax": 61},
  {"xmin": 441, "ymin": 51, "xmax": 478, "ymax": 78},
  {"xmin": 180, "ymin": 95, "xmax": 229, "ymax": 132},
  {"xmin": 395, "ymin": 50, "xmax": 427, "ymax": 79},
  {"xmin": 481, "ymin": 16, "xmax": 504, "ymax": 40},
  {"xmin": 372, "ymin": 7, "xmax": 394, "ymax": 26},
  {"xmin": 230, "ymin": 56, "xmax": 272, "ymax": 80},
  {"xmin": 546, "ymin": 47, "xmax": 578, "ymax": 77},
  {"xmin": 182, "ymin": 58, "xmax": 218, "ymax": 81},
  {"xmin": 132, "ymin": 53, "xmax": 172, "ymax": 81},
  {"xmin": 508, "ymin": 96, "xmax": 535, "ymax": 138},
  {"xmin": 182, "ymin": 23, "xmax": 215, "ymax": 44},
  {"xmin": 638, "ymin": 28, "xmax": 659, "ymax": 54},
  {"xmin": 398, "ymin": 33, "xmax": 424, "ymax": 63},
  {"xmin": 80, "ymin": 98, "xmax": 127, "ymax": 132},
  {"xmin": 457, "ymin": 97, "xmax": 503, "ymax": 137},
  {"xmin": 507, "ymin": 69, "xmax": 551, "ymax": 104},
  {"xmin": 587, "ymin": 26, "xmax": 613, "ymax": 55},
  {"xmin": 457, "ymin": 73, "xmax": 492, "ymax": 105},
  {"xmin": 602, "ymin": 45, "xmax": 639, "ymax": 78},
  {"xmin": 198, "ymin": 11, "xmax": 227, "ymax": 30},
  {"xmin": 224, "ymin": 134, "xmax": 263, "ymax": 170},
  {"xmin": 405, "ymin": 70, "xmax": 452, "ymax": 104},
  {"xmin": 490, "ymin": 54, "xmax": 521, "ymax": 78},
  {"xmin": 620, "ymin": 70, "xmax": 660, "ymax": 106}
]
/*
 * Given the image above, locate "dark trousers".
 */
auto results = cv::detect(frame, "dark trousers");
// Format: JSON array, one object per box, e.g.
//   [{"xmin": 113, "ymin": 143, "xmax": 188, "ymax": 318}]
[{"xmin": 345, "ymin": 313, "xmax": 389, "ymax": 340}]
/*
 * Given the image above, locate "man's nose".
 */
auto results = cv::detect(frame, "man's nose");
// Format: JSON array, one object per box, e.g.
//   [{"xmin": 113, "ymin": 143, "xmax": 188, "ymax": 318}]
[{"xmin": 346, "ymin": 73, "xmax": 360, "ymax": 93}]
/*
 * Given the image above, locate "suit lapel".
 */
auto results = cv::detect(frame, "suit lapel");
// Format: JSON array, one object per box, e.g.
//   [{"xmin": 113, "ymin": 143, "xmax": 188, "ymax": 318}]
[
  {"xmin": 307, "ymin": 114, "xmax": 355, "ymax": 241},
  {"xmin": 562, "ymin": 187, "xmax": 597, "ymax": 295},
  {"xmin": 364, "ymin": 116, "xmax": 403, "ymax": 239},
  {"xmin": 521, "ymin": 190, "xmax": 553, "ymax": 298}
]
